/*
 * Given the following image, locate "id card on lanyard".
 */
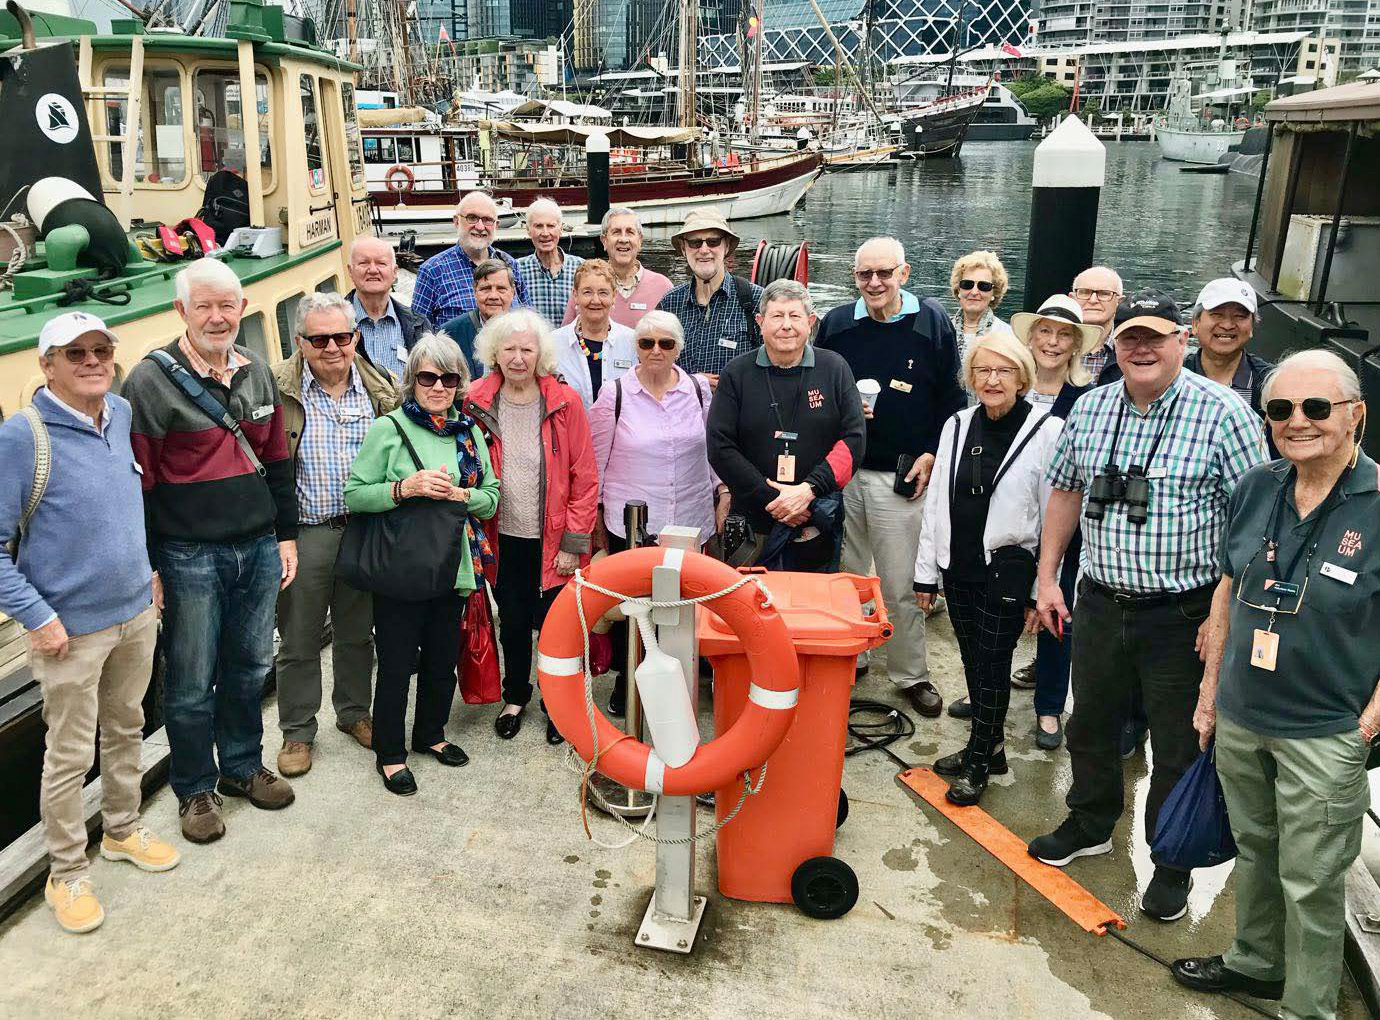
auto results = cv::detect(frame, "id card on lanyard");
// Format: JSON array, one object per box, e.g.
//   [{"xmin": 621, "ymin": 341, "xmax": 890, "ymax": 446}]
[{"xmin": 764, "ymin": 364, "xmax": 808, "ymax": 485}]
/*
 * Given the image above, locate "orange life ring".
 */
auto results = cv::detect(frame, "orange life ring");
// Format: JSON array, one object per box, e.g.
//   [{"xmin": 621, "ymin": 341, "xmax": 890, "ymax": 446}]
[
  {"xmin": 384, "ymin": 165, "xmax": 414, "ymax": 193},
  {"xmin": 538, "ymin": 547, "xmax": 799, "ymax": 796},
  {"xmin": 1234, "ymin": 116, "xmax": 1250, "ymax": 130}
]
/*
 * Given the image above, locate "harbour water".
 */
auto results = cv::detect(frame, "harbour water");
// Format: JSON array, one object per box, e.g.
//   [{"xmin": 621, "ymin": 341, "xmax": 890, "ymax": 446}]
[{"xmin": 638, "ymin": 141, "xmax": 1259, "ymax": 312}]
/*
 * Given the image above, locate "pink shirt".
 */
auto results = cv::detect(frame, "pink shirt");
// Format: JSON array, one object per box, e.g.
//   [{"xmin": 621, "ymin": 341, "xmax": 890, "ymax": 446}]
[
  {"xmin": 562, "ymin": 267, "xmax": 675, "ymax": 330},
  {"xmin": 589, "ymin": 366, "xmax": 717, "ymax": 540}
]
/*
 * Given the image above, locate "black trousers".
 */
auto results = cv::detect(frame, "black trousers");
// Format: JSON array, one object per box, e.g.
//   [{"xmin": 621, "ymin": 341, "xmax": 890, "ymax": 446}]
[
  {"xmin": 495, "ymin": 534, "xmax": 560, "ymax": 707},
  {"xmin": 372, "ymin": 589, "xmax": 464, "ymax": 767},
  {"xmin": 1065, "ymin": 579, "xmax": 1213, "ymax": 851},
  {"xmin": 943, "ymin": 575, "xmax": 1027, "ymax": 771}
]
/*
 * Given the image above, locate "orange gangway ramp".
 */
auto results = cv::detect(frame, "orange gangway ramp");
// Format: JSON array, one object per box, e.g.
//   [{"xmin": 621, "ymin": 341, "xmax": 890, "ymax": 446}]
[{"xmin": 898, "ymin": 768, "xmax": 1126, "ymax": 936}]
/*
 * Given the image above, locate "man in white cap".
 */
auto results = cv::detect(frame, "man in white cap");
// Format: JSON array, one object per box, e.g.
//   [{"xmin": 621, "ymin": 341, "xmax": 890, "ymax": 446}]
[
  {"xmin": 0, "ymin": 313, "xmax": 179, "ymax": 934},
  {"xmin": 1184, "ymin": 277, "xmax": 1271, "ymax": 419},
  {"xmin": 657, "ymin": 208, "xmax": 763, "ymax": 390}
]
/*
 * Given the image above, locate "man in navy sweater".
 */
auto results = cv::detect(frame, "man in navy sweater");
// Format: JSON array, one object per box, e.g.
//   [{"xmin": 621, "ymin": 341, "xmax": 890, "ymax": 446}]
[
  {"xmin": 816, "ymin": 237, "xmax": 966, "ymax": 719},
  {"xmin": 0, "ymin": 313, "xmax": 180, "ymax": 934}
]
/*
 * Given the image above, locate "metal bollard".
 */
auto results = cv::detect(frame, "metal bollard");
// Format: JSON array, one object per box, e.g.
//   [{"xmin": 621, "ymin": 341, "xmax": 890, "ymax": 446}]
[{"xmin": 1022, "ymin": 115, "xmax": 1106, "ymax": 313}]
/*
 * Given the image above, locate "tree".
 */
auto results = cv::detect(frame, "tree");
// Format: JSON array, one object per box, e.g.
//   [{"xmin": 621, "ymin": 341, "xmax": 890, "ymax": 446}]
[
  {"xmin": 1078, "ymin": 98, "xmax": 1102, "ymax": 123},
  {"xmin": 1019, "ymin": 82, "xmax": 1074, "ymax": 121},
  {"xmin": 812, "ymin": 68, "xmax": 837, "ymax": 87}
]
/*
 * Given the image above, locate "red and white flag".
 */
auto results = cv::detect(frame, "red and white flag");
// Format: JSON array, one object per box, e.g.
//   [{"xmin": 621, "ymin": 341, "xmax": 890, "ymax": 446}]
[
  {"xmin": 1001, "ymin": 41, "xmax": 1022, "ymax": 57},
  {"xmin": 438, "ymin": 25, "xmax": 449, "ymax": 42}
]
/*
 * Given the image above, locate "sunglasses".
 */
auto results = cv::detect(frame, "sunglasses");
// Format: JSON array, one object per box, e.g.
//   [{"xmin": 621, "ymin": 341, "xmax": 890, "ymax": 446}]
[
  {"xmin": 302, "ymin": 331, "xmax": 357, "ymax": 350},
  {"xmin": 1264, "ymin": 397, "xmax": 1355, "ymax": 423},
  {"xmin": 854, "ymin": 266, "xmax": 898, "ymax": 282},
  {"xmin": 416, "ymin": 370, "xmax": 462, "ymax": 390},
  {"xmin": 958, "ymin": 279, "xmax": 995, "ymax": 293},
  {"xmin": 637, "ymin": 337, "xmax": 677, "ymax": 351},
  {"xmin": 683, "ymin": 235, "xmax": 724, "ymax": 250},
  {"xmin": 57, "ymin": 344, "xmax": 116, "ymax": 364}
]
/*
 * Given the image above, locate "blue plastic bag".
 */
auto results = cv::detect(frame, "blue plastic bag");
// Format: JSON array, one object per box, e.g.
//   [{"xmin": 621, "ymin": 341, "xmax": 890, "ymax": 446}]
[{"xmin": 1151, "ymin": 738, "xmax": 1239, "ymax": 870}]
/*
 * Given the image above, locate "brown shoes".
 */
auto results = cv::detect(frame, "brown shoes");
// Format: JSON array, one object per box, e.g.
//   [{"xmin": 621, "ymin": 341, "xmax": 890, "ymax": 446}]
[
  {"xmin": 277, "ymin": 741, "xmax": 312, "ymax": 777},
  {"xmin": 903, "ymin": 681, "xmax": 944, "ymax": 718},
  {"xmin": 335, "ymin": 716, "xmax": 373, "ymax": 749},
  {"xmin": 178, "ymin": 791, "xmax": 226, "ymax": 844},
  {"xmin": 217, "ymin": 768, "xmax": 295, "ymax": 810}
]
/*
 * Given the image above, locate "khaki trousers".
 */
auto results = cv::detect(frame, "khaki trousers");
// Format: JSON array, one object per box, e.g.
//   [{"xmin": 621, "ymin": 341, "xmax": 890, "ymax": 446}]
[
  {"xmin": 31, "ymin": 604, "xmax": 158, "ymax": 882},
  {"xmin": 1217, "ymin": 713, "xmax": 1371, "ymax": 1020}
]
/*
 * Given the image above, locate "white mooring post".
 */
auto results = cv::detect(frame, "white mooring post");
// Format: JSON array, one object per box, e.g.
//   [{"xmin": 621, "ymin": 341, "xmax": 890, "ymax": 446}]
[{"xmin": 1023, "ymin": 114, "xmax": 1106, "ymax": 313}]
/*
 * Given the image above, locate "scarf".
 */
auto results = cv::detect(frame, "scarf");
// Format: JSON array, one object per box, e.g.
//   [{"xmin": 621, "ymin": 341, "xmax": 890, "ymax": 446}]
[
  {"xmin": 951, "ymin": 307, "xmax": 998, "ymax": 379},
  {"xmin": 400, "ymin": 398, "xmax": 496, "ymax": 579}
]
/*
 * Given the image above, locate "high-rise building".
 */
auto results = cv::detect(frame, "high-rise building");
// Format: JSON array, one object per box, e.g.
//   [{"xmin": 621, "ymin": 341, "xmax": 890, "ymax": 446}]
[
  {"xmin": 574, "ymin": 0, "xmax": 669, "ymax": 70},
  {"xmin": 467, "ymin": 0, "xmax": 572, "ymax": 39},
  {"xmin": 1250, "ymin": 0, "xmax": 1373, "ymax": 72}
]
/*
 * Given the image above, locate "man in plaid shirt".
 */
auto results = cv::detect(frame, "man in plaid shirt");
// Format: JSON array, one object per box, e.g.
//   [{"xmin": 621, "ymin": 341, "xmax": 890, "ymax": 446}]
[
  {"xmin": 410, "ymin": 191, "xmax": 529, "ymax": 329},
  {"xmin": 516, "ymin": 197, "xmax": 583, "ymax": 326},
  {"xmin": 1028, "ymin": 290, "xmax": 1265, "ymax": 924}
]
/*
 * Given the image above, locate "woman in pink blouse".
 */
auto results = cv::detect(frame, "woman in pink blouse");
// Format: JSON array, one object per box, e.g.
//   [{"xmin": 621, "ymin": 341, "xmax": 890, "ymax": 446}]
[{"xmin": 588, "ymin": 310, "xmax": 725, "ymax": 715}]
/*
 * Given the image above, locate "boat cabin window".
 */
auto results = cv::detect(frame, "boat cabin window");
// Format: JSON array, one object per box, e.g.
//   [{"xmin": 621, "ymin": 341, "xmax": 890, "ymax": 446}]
[
  {"xmin": 102, "ymin": 65, "xmax": 186, "ymax": 186},
  {"xmin": 362, "ymin": 136, "xmax": 392, "ymax": 164},
  {"xmin": 239, "ymin": 312, "xmax": 271, "ymax": 363},
  {"xmin": 395, "ymin": 137, "xmax": 416, "ymax": 163},
  {"xmin": 192, "ymin": 68, "xmax": 273, "ymax": 190},
  {"xmin": 300, "ymin": 75, "xmax": 325, "ymax": 191},
  {"xmin": 340, "ymin": 83, "xmax": 366, "ymax": 188},
  {"xmin": 275, "ymin": 292, "xmax": 306, "ymax": 359}
]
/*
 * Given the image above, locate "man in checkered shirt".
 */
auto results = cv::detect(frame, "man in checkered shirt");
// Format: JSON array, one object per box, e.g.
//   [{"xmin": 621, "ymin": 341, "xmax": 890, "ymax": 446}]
[
  {"xmin": 516, "ymin": 197, "xmax": 583, "ymax": 327},
  {"xmin": 410, "ymin": 191, "xmax": 529, "ymax": 329},
  {"xmin": 1027, "ymin": 290, "xmax": 1266, "ymax": 925}
]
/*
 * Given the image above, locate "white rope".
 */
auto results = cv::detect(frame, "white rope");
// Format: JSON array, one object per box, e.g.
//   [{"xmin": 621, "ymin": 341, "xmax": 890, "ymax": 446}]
[{"xmin": 0, "ymin": 221, "xmax": 29, "ymax": 291}]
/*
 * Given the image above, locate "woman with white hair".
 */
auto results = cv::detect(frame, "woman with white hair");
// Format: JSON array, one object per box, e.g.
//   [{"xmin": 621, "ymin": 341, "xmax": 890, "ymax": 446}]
[
  {"xmin": 465, "ymin": 310, "xmax": 598, "ymax": 745},
  {"xmin": 552, "ymin": 259, "xmax": 637, "ymax": 409},
  {"xmin": 913, "ymin": 332, "xmax": 1064, "ymax": 806},
  {"xmin": 1174, "ymin": 350, "xmax": 1375, "ymax": 1019},
  {"xmin": 587, "ymin": 310, "xmax": 719, "ymax": 715},
  {"xmin": 345, "ymin": 334, "xmax": 500, "ymax": 796}
]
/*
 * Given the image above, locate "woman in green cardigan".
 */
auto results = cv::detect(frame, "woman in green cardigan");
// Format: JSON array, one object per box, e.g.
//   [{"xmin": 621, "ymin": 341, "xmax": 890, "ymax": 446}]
[{"xmin": 345, "ymin": 334, "xmax": 500, "ymax": 796}]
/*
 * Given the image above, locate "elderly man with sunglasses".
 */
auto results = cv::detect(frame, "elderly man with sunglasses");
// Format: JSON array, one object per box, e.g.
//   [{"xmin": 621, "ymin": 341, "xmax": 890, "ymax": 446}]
[
  {"xmin": 411, "ymin": 191, "xmax": 529, "ymax": 330},
  {"xmin": 270, "ymin": 293, "xmax": 400, "ymax": 778},
  {"xmin": 0, "ymin": 313, "xmax": 177, "ymax": 934},
  {"xmin": 815, "ymin": 236, "xmax": 965, "ymax": 720}
]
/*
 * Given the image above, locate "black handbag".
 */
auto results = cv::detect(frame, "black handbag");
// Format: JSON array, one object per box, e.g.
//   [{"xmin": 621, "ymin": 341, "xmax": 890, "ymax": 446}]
[
  {"xmin": 335, "ymin": 417, "xmax": 468, "ymax": 603},
  {"xmin": 988, "ymin": 545, "xmax": 1037, "ymax": 605}
]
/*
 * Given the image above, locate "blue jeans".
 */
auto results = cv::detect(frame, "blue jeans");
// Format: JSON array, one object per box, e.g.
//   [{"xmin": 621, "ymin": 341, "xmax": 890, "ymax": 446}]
[
  {"xmin": 1033, "ymin": 548, "xmax": 1079, "ymax": 718},
  {"xmin": 158, "ymin": 534, "xmax": 280, "ymax": 799}
]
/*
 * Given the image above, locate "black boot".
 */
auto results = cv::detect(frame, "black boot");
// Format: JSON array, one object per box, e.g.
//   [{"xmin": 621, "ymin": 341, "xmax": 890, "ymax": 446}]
[
  {"xmin": 934, "ymin": 747, "xmax": 1007, "ymax": 777},
  {"xmin": 945, "ymin": 766, "xmax": 988, "ymax": 806}
]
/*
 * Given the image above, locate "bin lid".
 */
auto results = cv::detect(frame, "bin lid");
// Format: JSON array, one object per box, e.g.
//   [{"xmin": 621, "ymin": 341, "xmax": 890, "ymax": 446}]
[{"xmin": 697, "ymin": 570, "xmax": 890, "ymax": 657}]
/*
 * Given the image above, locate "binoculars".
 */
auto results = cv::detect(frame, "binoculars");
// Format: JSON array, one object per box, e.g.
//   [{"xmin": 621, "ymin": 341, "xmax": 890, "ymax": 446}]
[{"xmin": 1084, "ymin": 465, "xmax": 1151, "ymax": 526}]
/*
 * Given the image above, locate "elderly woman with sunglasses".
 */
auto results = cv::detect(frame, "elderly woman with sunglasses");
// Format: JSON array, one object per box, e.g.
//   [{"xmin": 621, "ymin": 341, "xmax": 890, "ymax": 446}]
[
  {"xmin": 588, "ymin": 310, "xmax": 719, "ymax": 714},
  {"xmin": 553, "ymin": 259, "xmax": 637, "ymax": 409},
  {"xmin": 1173, "ymin": 350, "xmax": 1376, "ymax": 1020},
  {"xmin": 344, "ymin": 334, "xmax": 500, "ymax": 796},
  {"xmin": 949, "ymin": 251, "xmax": 1013, "ymax": 365}
]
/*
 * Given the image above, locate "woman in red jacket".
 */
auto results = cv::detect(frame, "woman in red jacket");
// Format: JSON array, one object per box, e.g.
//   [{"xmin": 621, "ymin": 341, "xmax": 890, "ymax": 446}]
[{"xmin": 466, "ymin": 309, "xmax": 599, "ymax": 745}]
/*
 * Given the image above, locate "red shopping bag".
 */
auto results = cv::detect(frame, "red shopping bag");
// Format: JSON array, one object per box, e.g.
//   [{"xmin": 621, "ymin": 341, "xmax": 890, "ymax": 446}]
[{"xmin": 459, "ymin": 584, "xmax": 501, "ymax": 704}]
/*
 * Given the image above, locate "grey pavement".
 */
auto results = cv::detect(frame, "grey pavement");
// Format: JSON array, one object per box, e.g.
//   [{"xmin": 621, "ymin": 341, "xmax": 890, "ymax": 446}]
[{"xmin": 0, "ymin": 610, "xmax": 1366, "ymax": 1020}]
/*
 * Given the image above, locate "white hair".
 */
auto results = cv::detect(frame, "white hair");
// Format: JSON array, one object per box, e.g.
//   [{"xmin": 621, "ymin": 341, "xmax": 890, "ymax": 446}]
[
  {"xmin": 403, "ymin": 332, "xmax": 469, "ymax": 394},
  {"xmin": 600, "ymin": 206, "xmax": 642, "ymax": 236},
  {"xmin": 455, "ymin": 190, "xmax": 498, "ymax": 217},
  {"xmin": 1262, "ymin": 349, "xmax": 1362, "ymax": 403},
  {"xmin": 760, "ymin": 278, "xmax": 815, "ymax": 318},
  {"xmin": 633, "ymin": 310, "xmax": 684, "ymax": 353},
  {"xmin": 525, "ymin": 197, "xmax": 564, "ymax": 227},
  {"xmin": 294, "ymin": 291, "xmax": 355, "ymax": 338},
  {"xmin": 175, "ymin": 259, "xmax": 242, "ymax": 306},
  {"xmin": 1074, "ymin": 265, "xmax": 1124, "ymax": 292},
  {"xmin": 854, "ymin": 236, "xmax": 905, "ymax": 269},
  {"xmin": 474, "ymin": 309, "xmax": 559, "ymax": 376},
  {"xmin": 963, "ymin": 332, "xmax": 1038, "ymax": 397},
  {"xmin": 349, "ymin": 235, "xmax": 395, "ymax": 265}
]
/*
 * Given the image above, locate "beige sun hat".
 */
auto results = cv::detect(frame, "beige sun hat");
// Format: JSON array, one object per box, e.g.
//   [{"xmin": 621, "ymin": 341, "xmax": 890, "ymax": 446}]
[
  {"xmin": 670, "ymin": 208, "xmax": 740, "ymax": 253},
  {"xmin": 1010, "ymin": 294, "xmax": 1104, "ymax": 359}
]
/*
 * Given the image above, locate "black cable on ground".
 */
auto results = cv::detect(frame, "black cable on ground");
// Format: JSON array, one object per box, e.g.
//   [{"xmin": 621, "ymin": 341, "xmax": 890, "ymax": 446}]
[
  {"xmin": 846, "ymin": 698, "xmax": 916, "ymax": 772},
  {"xmin": 1104, "ymin": 928, "xmax": 1278, "ymax": 1018}
]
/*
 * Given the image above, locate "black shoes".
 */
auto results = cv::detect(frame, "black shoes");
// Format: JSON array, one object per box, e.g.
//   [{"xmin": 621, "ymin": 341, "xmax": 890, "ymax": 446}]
[
  {"xmin": 1028, "ymin": 816, "xmax": 1114, "ymax": 867},
  {"xmin": 1171, "ymin": 955, "xmax": 1283, "ymax": 1000},
  {"xmin": 934, "ymin": 748, "xmax": 1008, "ymax": 777},
  {"xmin": 945, "ymin": 767, "xmax": 988, "ymax": 806},
  {"xmin": 902, "ymin": 682, "xmax": 943, "ymax": 718},
  {"xmin": 546, "ymin": 720, "xmax": 565, "ymax": 745},
  {"xmin": 376, "ymin": 763, "xmax": 417, "ymax": 796},
  {"xmin": 1120, "ymin": 719, "xmax": 1148, "ymax": 759},
  {"xmin": 948, "ymin": 697, "xmax": 972, "ymax": 719},
  {"xmin": 1141, "ymin": 865, "xmax": 1193, "ymax": 922},
  {"xmin": 412, "ymin": 742, "xmax": 469, "ymax": 767},
  {"xmin": 494, "ymin": 708, "xmax": 524, "ymax": 740},
  {"xmin": 608, "ymin": 678, "xmax": 626, "ymax": 718},
  {"xmin": 1010, "ymin": 662, "xmax": 1037, "ymax": 689},
  {"xmin": 1035, "ymin": 717, "xmax": 1064, "ymax": 750}
]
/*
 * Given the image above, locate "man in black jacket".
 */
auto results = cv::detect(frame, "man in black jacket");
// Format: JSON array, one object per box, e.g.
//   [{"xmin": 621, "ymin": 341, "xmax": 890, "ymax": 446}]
[
  {"xmin": 815, "ymin": 237, "xmax": 965, "ymax": 719},
  {"xmin": 707, "ymin": 280, "xmax": 865, "ymax": 572},
  {"xmin": 347, "ymin": 235, "xmax": 427, "ymax": 381}
]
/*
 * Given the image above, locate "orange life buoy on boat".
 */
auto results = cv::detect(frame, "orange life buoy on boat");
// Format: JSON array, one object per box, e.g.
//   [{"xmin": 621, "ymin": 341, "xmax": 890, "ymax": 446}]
[
  {"xmin": 1234, "ymin": 116, "xmax": 1250, "ymax": 130},
  {"xmin": 538, "ymin": 547, "xmax": 799, "ymax": 796},
  {"xmin": 384, "ymin": 165, "xmax": 414, "ymax": 193}
]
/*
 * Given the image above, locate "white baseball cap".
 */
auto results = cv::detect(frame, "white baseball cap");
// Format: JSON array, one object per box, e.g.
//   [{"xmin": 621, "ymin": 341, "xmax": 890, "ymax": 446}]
[
  {"xmin": 1195, "ymin": 278, "xmax": 1257, "ymax": 315},
  {"xmin": 38, "ymin": 312, "xmax": 120, "ymax": 357}
]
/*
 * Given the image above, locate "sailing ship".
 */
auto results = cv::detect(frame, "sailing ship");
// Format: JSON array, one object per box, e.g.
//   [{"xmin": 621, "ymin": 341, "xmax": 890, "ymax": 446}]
[{"xmin": 1156, "ymin": 74, "xmax": 1247, "ymax": 164}]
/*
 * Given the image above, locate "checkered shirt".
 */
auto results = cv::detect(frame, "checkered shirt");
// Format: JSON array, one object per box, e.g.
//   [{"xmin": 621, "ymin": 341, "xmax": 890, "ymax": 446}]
[
  {"xmin": 1047, "ymin": 370, "xmax": 1266, "ymax": 593},
  {"xmin": 1081, "ymin": 339, "xmax": 1115, "ymax": 382},
  {"xmin": 658, "ymin": 274, "xmax": 763, "ymax": 376},
  {"xmin": 353, "ymin": 294, "xmax": 406, "ymax": 381},
  {"xmin": 410, "ymin": 245, "xmax": 529, "ymax": 329},
  {"xmin": 295, "ymin": 362, "xmax": 375, "ymax": 523},
  {"xmin": 517, "ymin": 252, "xmax": 584, "ymax": 327}
]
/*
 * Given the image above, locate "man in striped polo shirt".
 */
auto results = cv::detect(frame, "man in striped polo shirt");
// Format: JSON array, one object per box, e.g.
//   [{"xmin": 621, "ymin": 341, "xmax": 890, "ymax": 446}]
[{"xmin": 1027, "ymin": 291, "xmax": 1266, "ymax": 923}]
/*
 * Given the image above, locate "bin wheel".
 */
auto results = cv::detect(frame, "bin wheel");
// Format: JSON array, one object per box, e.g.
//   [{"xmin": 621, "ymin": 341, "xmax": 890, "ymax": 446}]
[
  {"xmin": 836, "ymin": 788, "xmax": 849, "ymax": 829},
  {"xmin": 791, "ymin": 856, "xmax": 859, "ymax": 920}
]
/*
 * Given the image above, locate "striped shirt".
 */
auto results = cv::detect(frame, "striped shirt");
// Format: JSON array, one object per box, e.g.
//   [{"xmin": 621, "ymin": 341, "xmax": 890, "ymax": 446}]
[
  {"xmin": 295, "ymin": 362, "xmax": 375, "ymax": 523},
  {"xmin": 517, "ymin": 252, "xmax": 584, "ymax": 327},
  {"xmin": 353, "ymin": 294, "xmax": 407, "ymax": 381},
  {"xmin": 1082, "ymin": 338, "xmax": 1115, "ymax": 382},
  {"xmin": 1047, "ymin": 369, "xmax": 1266, "ymax": 593},
  {"xmin": 658, "ymin": 273, "xmax": 763, "ymax": 376},
  {"xmin": 410, "ymin": 245, "xmax": 529, "ymax": 329}
]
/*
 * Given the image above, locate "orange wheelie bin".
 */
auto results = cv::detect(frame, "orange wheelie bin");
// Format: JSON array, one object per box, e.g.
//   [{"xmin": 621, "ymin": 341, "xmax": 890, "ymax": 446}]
[{"xmin": 698, "ymin": 570, "xmax": 892, "ymax": 919}]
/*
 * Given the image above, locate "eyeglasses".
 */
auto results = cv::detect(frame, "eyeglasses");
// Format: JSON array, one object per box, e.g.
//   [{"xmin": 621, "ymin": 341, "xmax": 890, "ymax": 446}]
[
  {"xmin": 1264, "ymin": 397, "xmax": 1355, "ymax": 423},
  {"xmin": 1114, "ymin": 333, "xmax": 1174, "ymax": 350},
  {"xmin": 462, "ymin": 214, "xmax": 498, "ymax": 227},
  {"xmin": 958, "ymin": 279, "xmax": 994, "ymax": 293},
  {"xmin": 1074, "ymin": 287, "xmax": 1121, "ymax": 302},
  {"xmin": 682, "ymin": 235, "xmax": 724, "ymax": 250},
  {"xmin": 416, "ymin": 371, "xmax": 462, "ymax": 390},
  {"xmin": 637, "ymin": 337, "xmax": 677, "ymax": 351},
  {"xmin": 58, "ymin": 345, "xmax": 116, "ymax": 364},
  {"xmin": 854, "ymin": 266, "xmax": 899, "ymax": 282},
  {"xmin": 973, "ymin": 366, "xmax": 1018, "ymax": 381},
  {"xmin": 302, "ymin": 331, "xmax": 357, "ymax": 350}
]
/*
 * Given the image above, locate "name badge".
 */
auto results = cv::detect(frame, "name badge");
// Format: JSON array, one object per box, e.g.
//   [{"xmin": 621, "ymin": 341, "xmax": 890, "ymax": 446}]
[
  {"xmin": 1320, "ymin": 561, "xmax": 1358, "ymax": 585},
  {"xmin": 1262, "ymin": 579, "xmax": 1300, "ymax": 597},
  {"xmin": 132, "ymin": 461, "xmax": 144, "ymax": 476},
  {"xmin": 630, "ymin": 302, "xmax": 648, "ymax": 310},
  {"xmin": 718, "ymin": 337, "xmax": 738, "ymax": 350},
  {"xmin": 889, "ymin": 379, "xmax": 912, "ymax": 393},
  {"xmin": 774, "ymin": 431, "xmax": 799, "ymax": 442},
  {"xmin": 1250, "ymin": 628, "xmax": 1279, "ymax": 671},
  {"xmin": 613, "ymin": 359, "xmax": 633, "ymax": 369},
  {"xmin": 396, "ymin": 344, "xmax": 408, "ymax": 362},
  {"xmin": 339, "ymin": 410, "xmax": 364, "ymax": 423},
  {"xmin": 252, "ymin": 404, "xmax": 274, "ymax": 421},
  {"xmin": 776, "ymin": 454, "xmax": 796, "ymax": 483},
  {"xmin": 1147, "ymin": 466, "xmax": 1169, "ymax": 479}
]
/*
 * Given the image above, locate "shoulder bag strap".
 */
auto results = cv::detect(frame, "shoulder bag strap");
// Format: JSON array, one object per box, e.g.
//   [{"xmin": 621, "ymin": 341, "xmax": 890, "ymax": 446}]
[
  {"xmin": 144, "ymin": 350, "xmax": 265, "ymax": 477},
  {"xmin": 387, "ymin": 415, "xmax": 428, "ymax": 473},
  {"xmin": 991, "ymin": 411, "xmax": 1053, "ymax": 492},
  {"xmin": 732, "ymin": 275, "xmax": 761, "ymax": 347},
  {"xmin": 947, "ymin": 412, "xmax": 963, "ymax": 503},
  {"xmin": 12, "ymin": 406, "xmax": 50, "ymax": 549}
]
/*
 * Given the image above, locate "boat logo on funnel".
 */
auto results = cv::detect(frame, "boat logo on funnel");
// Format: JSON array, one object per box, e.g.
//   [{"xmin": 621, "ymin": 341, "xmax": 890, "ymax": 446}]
[{"xmin": 36, "ymin": 94, "xmax": 79, "ymax": 145}]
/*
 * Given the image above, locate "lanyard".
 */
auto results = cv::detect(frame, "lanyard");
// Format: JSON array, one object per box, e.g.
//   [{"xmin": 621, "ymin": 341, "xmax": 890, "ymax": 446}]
[
  {"xmin": 1262, "ymin": 465, "xmax": 1349, "ymax": 581},
  {"xmin": 1104, "ymin": 391, "xmax": 1181, "ymax": 470},
  {"xmin": 763, "ymin": 362, "xmax": 810, "ymax": 450}
]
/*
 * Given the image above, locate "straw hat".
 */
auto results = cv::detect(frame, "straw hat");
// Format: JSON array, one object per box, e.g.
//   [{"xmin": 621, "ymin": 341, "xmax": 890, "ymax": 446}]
[
  {"xmin": 1010, "ymin": 294, "xmax": 1104, "ymax": 358},
  {"xmin": 669, "ymin": 208, "xmax": 740, "ymax": 253}
]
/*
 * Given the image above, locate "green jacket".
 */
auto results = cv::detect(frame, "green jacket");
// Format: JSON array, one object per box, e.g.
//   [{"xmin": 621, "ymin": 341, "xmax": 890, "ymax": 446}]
[{"xmin": 344, "ymin": 408, "xmax": 499, "ymax": 595}]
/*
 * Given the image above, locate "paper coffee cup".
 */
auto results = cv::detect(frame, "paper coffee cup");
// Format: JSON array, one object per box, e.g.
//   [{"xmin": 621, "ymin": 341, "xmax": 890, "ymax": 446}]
[{"xmin": 857, "ymin": 378, "xmax": 881, "ymax": 411}]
